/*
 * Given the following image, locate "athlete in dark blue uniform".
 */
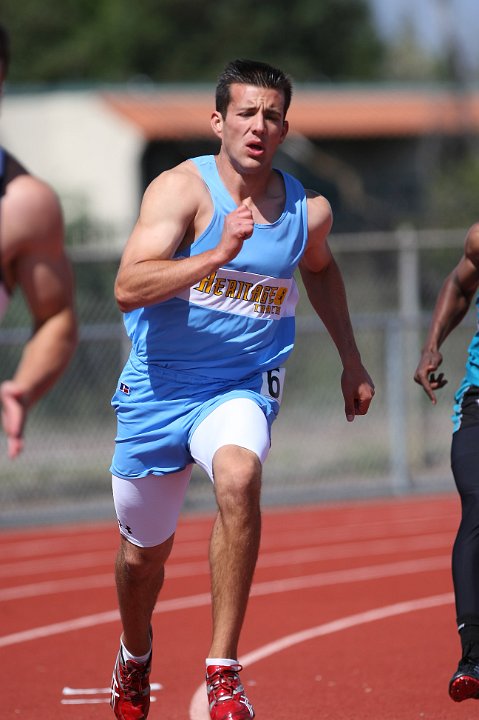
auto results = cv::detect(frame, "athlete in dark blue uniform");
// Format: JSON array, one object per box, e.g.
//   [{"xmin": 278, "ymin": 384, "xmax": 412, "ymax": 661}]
[
  {"xmin": 0, "ymin": 25, "xmax": 76, "ymax": 458},
  {"xmin": 415, "ymin": 221, "xmax": 479, "ymax": 703},
  {"xmin": 0, "ymin": 147, "xmax": 11, "ymax": 320}
]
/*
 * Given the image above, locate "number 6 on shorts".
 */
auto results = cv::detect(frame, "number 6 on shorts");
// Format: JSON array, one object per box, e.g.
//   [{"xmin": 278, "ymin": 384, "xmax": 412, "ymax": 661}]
[{"xmin": 261, "ymin": 367, "xmax": 285, "ymax": 404}]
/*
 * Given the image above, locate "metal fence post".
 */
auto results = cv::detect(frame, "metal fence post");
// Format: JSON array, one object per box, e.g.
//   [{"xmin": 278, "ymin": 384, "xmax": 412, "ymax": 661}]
[
  {"xmin": 398, "ymin": 226, "xmax": 422, "ymax": 483},
  {"xmin": 384, "ymin": 225, "xmax": 420, "ymax": 492},
  {"xmin": 385, "ymin": 315, "xmax": 411, "ymax": 492}
]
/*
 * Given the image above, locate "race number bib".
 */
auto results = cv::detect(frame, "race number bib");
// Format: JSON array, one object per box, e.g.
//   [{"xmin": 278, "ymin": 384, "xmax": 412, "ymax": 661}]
[{"xmin": 261, "ymin": 367, "xmax": 286, "ymax": 405}]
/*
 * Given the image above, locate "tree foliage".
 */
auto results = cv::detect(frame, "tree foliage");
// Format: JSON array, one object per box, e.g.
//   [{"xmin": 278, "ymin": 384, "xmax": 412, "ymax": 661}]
[
  {"xmin": 380, "ymin": 18, "xmax": 444, "ymax": 82},
  {"xmin": 2, "ymin": 0, "xmax": 384, "ymax": 84},
  {"xmin": 427, "ymin": 146, "xmax": 479, "ymax": 228}
]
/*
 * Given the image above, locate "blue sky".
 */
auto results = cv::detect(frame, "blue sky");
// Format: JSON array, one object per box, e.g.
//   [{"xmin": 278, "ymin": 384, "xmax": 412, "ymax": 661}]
[{"xmin": 368, "ymin": 0, "xmax": 479, "ymax": 73}]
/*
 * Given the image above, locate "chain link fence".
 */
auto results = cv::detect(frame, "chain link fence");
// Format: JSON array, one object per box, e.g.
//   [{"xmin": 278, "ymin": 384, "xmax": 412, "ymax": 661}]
[{"xmin": 0, "ymin": 227, "xmax": 470, "ymax": 525}]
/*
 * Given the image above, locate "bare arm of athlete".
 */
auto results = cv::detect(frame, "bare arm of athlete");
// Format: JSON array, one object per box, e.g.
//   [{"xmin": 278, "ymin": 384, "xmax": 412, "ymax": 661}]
[
  {"xmin": 0, "ymin": 174, "xmax": 77, "ymax": 458},
  {"xmin": 115, "ymin": 164, "xmax": 254, "ymax": 312},
  {"xmin": 414, "ymin": 222, "xmax": 479, "ymax": 404},
  {"xmin": 299, "ymin": 191, "xmax": 375, "ymax": 421}
]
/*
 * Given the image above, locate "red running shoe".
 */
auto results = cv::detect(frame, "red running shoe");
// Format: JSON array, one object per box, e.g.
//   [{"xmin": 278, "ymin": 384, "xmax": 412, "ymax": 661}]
[
  {"xmin": 110, "ymin": 646, "xmax": 152, "ymax": 719},
  {"xmin": 206, "ymin": 664, "xmax": 255, "ymax": 720},
  {"xmin": 449, "ymin": 657, "xmax": 479, "ymax": 702}
]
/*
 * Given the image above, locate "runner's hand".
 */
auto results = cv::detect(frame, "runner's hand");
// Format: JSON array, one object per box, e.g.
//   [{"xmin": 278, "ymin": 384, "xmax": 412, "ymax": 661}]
[
  {"xmin": 218, "ymin": 203, "xmax": 254, "ymax": 262},
  {"xmin": 414, "ymin": 350, "xmax": 447, "ymax": 404}
]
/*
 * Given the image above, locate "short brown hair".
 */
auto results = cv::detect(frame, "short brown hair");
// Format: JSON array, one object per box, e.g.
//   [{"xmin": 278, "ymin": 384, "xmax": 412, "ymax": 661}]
[{"xmin": 215, "ymin": 59, "xmax": 292, "ymax": 120}]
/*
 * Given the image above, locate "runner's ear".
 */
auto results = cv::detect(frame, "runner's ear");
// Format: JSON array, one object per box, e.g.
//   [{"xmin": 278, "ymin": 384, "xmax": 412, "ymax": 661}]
[{"xmin": 211, "ymin": 111, "xmax": 223, "ymax": 138}]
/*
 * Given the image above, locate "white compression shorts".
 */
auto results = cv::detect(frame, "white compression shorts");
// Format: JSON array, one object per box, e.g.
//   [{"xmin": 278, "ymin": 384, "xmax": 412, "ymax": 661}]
[{"xmin": 112, "ymin": 398, "xmax": 271, "ymax": 547}]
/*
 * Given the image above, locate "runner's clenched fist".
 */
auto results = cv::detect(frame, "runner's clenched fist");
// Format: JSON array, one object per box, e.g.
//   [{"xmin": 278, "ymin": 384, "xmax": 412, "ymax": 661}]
[{"xmin": 218, "ymin": 203, "xmax": 255, "ymax": 262}]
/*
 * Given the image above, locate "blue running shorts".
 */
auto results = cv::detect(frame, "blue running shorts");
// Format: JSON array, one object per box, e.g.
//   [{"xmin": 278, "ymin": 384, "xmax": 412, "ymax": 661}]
[
  {"xmin": 112, "ymin": 397, "xmax": 273, "ymax": 546},
  {"xmin": 110, "ymin": 353, "xmax": 284, "ymax": 479}
]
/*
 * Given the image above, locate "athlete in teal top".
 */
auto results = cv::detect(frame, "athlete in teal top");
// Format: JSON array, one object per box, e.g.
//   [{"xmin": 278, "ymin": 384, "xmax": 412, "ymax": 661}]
[
  {"xmin": 109, "ymin": 59, "xmax": 375, "ymax": 720},
  {"xmin": 415, "ymin": 222, "xmax": 479, "ymax": 703},
  {"xmin": 452, "ymin": 311, "xmax": 479, "ymax": 431}
]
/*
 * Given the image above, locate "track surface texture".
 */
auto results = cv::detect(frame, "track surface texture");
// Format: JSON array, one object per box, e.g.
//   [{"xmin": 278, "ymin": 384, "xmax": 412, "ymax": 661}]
[{"xmin": 1, "ymin": 493, "xmax": 473, "ymax": 719}]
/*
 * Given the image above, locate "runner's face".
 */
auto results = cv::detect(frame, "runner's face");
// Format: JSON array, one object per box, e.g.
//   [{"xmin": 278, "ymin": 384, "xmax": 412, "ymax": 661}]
[{"xmin": 212, "ymin": 83, "xmax": 288, "ymax": 172}]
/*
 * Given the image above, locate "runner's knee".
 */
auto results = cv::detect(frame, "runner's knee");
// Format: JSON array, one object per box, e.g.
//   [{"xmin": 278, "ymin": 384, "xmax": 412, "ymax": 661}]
[
  {"xmin": 213, "ymin": 446, "xmax": 262, "ymax": 511},
  {"xmin": 118, "ymin": 533, "xmax": 174, "ymax": 578}
]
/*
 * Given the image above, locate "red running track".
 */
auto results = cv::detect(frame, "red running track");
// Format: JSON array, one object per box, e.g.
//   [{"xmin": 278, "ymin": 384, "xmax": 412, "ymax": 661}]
[{"xmin": 0, "ymin": 493, "xmax": 475, "ymax": 719}]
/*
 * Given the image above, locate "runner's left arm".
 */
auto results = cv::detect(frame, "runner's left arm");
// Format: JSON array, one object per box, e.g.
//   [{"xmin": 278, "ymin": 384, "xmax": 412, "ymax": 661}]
[{"xmin": 299, "ymin": 192, "xmax": 374, "ymax": 421}]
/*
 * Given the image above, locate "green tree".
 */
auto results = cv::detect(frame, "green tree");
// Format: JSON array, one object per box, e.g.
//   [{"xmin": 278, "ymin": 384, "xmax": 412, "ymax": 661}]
[
  {"xmin": 427, "ymin": 149, "xmax": 479, "ymax": 228},
  {"xmin": 2, "ymin": 0, "xmax": 384, "ymax": 83},
  {"xmin": 380, "ymin": 18, "xmax": 443, "ymax": 82}
]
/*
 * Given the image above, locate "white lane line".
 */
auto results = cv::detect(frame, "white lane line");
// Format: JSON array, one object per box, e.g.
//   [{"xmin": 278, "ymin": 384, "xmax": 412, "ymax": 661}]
[
  {"xmin": 2, "ymin": 535, "xmax": 115, "ymax": 558},
  {"xmin": 0, "ymin": 509, "xmax": 456, "ymax": 567},
  {"xmin": 0, "ymin": 608, "xmax": 122, "ymax": 648},
  {"xmin": 189, "ymin": 592, "xmax": 455, "ymax": 720},
  {"xmin": 0, "ymin": 532, "xmax": 452, "ymax": 597},
  {"xmin": 61, "ymin": 683, "xmax": 162, "ymax": 704},
  {"xmin": 62, "ymin": 686, "xmax": 113, "ymax": 695},
  {"xmin": 258, "ymin": 515, "xmax": 457, "ymax": 550},
  {"xmin": 248, "ymin": 555, "xmax": 450, "ymax": 597},
  {"xmin": 0, "ymin": 516, "xmax": 214, "ymax": 558},
  {"xmin": 62, "ymin": 683, "xmax": 162, "ymax": 694},
  {"xmin": 0, "ymin": 563, "xmax": 208, "ymax": 601},
  {"xmin": 0, "ymin": 574, "xmax": 115, "ymax": 601},
  {"xmin": 61, "ymin": 697, "xmax": 158, "ymax": 705},
  {"xmin": 61, "ymin": 699, "xmax": 110, "ymax": 705},
  {"xmin": 0, "ymin": 554, "xmax": 450, "ymax": 648},
  {"xmin": 0, "ymin": 551, "xmax": 115, "ymax": 578}
]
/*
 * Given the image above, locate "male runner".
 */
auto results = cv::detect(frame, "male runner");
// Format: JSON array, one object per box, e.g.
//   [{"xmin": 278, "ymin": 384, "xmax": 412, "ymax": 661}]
[
  {"xmin": 0, "ymin": 24, "xmax": 77, "ymax": 458},
  {"xmin": 110, "ymin": 58, "xmax": 374, "ymax": 720},
  {"xmin": 415, "ymin": 221, "xmax": 479, "ymax": 703}
]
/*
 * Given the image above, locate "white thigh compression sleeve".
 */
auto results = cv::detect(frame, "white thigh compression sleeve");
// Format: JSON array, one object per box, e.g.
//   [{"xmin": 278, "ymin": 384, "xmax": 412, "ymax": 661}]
[
  {"xmin": 189, "ymin": 398, "xmax": 271, "ymax": 482},
  {"xmin": 112, "ymin": 466, "xmax": 193, "ymax": 547}
]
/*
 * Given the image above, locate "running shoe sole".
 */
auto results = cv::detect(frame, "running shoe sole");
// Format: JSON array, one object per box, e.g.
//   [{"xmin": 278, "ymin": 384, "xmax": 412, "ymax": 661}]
[{"xmin": 449, "ymin": 674, "xmax": 479, "ymax": 702}]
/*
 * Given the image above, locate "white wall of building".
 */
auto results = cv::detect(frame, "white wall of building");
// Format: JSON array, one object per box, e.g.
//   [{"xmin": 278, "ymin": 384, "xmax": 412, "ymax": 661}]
[{"xmin": 1, "ymin": 90, "xmax": 144, "ymax": 245}]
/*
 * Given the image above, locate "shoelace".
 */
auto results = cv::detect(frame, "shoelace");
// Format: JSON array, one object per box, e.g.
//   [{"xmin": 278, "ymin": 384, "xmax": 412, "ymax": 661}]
[
  {"xmin": 120, "ymin": 660, "xmax": 150, "ymax": 699},
  {"xmin": 208, "ymin": 666, "xmax": 243, "ymax": 701}
]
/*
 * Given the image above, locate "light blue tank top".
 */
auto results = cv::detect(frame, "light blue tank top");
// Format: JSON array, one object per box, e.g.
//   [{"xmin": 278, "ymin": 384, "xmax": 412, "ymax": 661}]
[
  {"xmin": 124, "ymin": 155, "xmax": 309, "ymax": 381},
  {"xmin": 0, "ymin": 147, "xmax": 10, "ymax": 322}
]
